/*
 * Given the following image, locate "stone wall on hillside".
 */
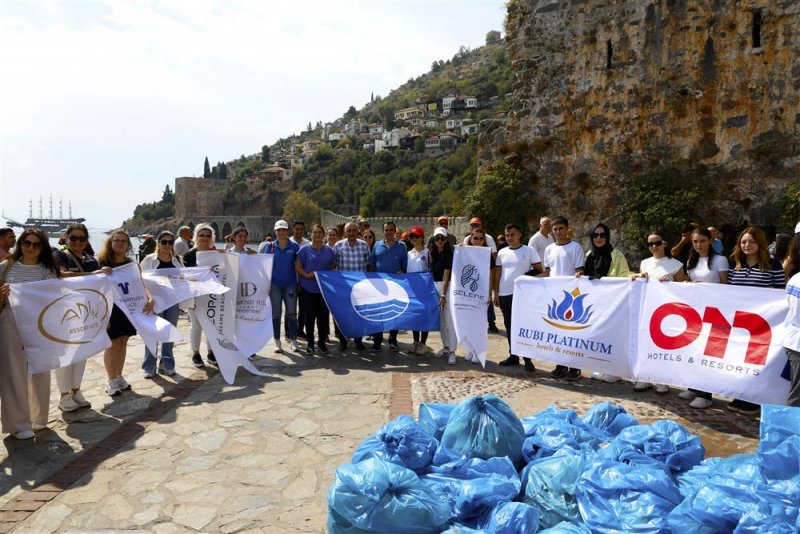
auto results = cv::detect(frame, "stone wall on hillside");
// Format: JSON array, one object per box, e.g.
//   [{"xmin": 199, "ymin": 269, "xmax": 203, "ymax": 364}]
[
  {"xmin": 481, "ymin": 0, "xmax": 800, "ymax": 245},
  {"xmin": 175, "ymin": 177, "xmax": 227, "ymax": 219}
]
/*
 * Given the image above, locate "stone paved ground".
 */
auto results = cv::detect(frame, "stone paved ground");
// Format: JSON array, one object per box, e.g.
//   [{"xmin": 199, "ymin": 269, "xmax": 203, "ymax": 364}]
[{"xmin": 0, "ymin": 312, "xmax": 760, "ymax": 533}]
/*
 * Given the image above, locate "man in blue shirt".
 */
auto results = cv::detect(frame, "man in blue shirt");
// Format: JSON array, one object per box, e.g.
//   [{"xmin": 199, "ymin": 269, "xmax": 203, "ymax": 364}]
[{"xmin": 368, "ymin": 221, "xmax": 408, "ymax": 352}]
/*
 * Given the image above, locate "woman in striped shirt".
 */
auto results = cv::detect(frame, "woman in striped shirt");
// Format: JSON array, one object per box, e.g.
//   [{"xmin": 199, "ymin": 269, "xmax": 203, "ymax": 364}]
[{"xmin": 726, "ymin": 226, "xmax": 786, "ymax": 415}]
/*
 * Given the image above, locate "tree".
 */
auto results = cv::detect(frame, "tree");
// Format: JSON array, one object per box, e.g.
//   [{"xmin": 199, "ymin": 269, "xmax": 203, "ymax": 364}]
[
  {"xmin": 414, "ymin": 137, "xmax": 425, "ymax": 153},
  {"xmin": 343, "ymin": 105, "xmax": 357, "ymax": 121},
  {"xmin": 161, "ymin": 185, "xmax": 175, "ymax": 204},
  {"xmin": 463, "ymin": 161, "xmax": 538, "ymax": 234},
  {"xmin": 486, "ymin": 30, "xmax": 501, "ymax": 44},
  {"xmin": 218, "ymin": 162, "xmax": 228, "ymax": 181},
  {"xmin": 282, "ymin": 191, "xmax": 321, "ymax": 225},
  {"xmin": 203, "ymin": 157, "xmax": 211, "ymax": 178},
  {"xmin": 261, "ymin": 145, "xmax": 270, "ymax": 163}
]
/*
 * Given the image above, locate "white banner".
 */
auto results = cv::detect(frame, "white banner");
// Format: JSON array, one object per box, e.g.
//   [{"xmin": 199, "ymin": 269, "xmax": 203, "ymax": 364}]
[
  {"xmin": 234, "ymin": 254, "xmax": 274, "ymax": 355},
  {"xmin": 511, "ymin": 277, "xmax": 632, "ymax": 379},
  {"xmin": 9, "ymin": 274, "xmax": 113, "ymax": 373},
  {"xmin": 195, "ymin": 252, "xmax": 267, "ymax": 384},
  {"xmin": 108, "ymin": 262, "xmax": 182, "ymax": 354},
  {"xmin": 142, "ymin": 266, "xmax": 230, "ymax": 313},
  {"xmin": 449, "ymin": 246, "xmax": 491, "ymax": 366},
  {"xmin": 634, "ymin": 280, "xmax": 790, "ymax": 405}
]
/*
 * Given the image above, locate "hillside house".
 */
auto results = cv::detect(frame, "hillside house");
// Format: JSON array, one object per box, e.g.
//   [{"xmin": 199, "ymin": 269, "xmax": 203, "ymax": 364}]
[
  {"xmin": 394, "ymin": 107, "xmax": 425, "ymax": 121},
  {"xmin": 445, "ymin": 118, "xmax": 464, "ymax": 130},
  {"xmin": 383, "ymin": 128, "xmax": 411, "ymax": 148},
  {"xmin": 461, "ymin": 123, "xmax": 479, "ymax": 136}
]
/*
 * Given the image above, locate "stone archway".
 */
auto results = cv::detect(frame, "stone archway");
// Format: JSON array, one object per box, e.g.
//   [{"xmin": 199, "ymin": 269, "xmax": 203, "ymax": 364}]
[
  {"xmin": 236, "ymin": 221, "xmax": 246, "ymax": 232},
  {"xmin": 221, "ymin": 221, "xmax": 232, "ymax": 239},
  {"xmin": 210, "ymin": 221, "xmax": 220, "ymax": 241}
]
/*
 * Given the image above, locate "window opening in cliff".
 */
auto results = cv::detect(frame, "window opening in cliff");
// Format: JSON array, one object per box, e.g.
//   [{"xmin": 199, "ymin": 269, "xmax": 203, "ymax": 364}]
[
  {"xmin": 606, "ymin": 40, "xmax": 613, "ymax": 68},
  {"xmin": 752, "ymin": 10, "xmax": 762, "ymax": 48}
]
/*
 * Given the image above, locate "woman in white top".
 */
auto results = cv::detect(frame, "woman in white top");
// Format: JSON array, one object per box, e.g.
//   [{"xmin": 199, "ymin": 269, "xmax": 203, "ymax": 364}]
[
  {"xmin": 678, "ymin": 227, "xmax": 728, "ymax": 409},
  {"xmin": 407, "ymin": 226, "xmax": 432, "ymax": 355},
  {"xmin": 629, "ymin": 232, "xmax": 687, "ymax": 393},
  {"xmin": 0, "ymin": 229, "xmax": 58, "ymax": 438}
]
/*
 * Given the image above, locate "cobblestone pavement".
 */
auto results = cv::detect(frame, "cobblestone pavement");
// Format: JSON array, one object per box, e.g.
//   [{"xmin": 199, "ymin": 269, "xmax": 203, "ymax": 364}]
[{"xmin": 0, "ymin": 312, "xmax": 760, "ymax": 532}]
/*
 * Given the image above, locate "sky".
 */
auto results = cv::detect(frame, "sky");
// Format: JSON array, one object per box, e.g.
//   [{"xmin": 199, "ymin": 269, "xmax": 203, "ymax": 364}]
[{"xmin": 0, "ymin": 0, "xmax": 507, "ymax": 228}]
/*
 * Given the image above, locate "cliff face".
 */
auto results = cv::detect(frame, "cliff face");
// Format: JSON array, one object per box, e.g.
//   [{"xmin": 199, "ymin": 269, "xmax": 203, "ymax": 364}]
[{"xmin": 481, "ymin": 0, "xmax": 800, "ymax": 238}]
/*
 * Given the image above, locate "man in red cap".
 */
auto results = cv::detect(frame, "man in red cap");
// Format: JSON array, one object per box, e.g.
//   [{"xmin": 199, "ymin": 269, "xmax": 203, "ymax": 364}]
[{"xmin": 463, "ymin": 217, "xmax": 497, "ymax": 252}]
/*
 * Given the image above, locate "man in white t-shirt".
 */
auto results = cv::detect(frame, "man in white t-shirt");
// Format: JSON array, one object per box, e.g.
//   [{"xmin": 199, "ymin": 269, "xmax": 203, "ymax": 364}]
[
  {"xmin": 494, "ymin": 223, "xmax": 542, "ymax": 373},
  {"xmin": 528, "ymin": 216, "xmax": 554, "ymax": 262},
  {"xmin": 463, "ymin": 217, "xmax": 497, "ymax": 251},
  {"xmin": 542, "ymin": 216, "xmax": 585, "ymax": 381},
  {"xmin": 174, "ymin": 226, "xmax": 192, "ymax": 257}
]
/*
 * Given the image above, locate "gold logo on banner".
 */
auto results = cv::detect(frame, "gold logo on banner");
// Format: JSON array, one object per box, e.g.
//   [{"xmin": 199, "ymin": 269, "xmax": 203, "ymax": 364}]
[{"xmin": 37, "ymin": 289, "xmax": 110, "ymax": 345}]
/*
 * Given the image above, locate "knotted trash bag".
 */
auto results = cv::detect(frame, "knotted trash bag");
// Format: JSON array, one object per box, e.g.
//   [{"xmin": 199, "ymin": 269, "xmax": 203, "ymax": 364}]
[
  {"xmin": 438, "ymin": 394, "xmax": 525, "ymax": 466},
  {"xmin": 327, "ymin": 457, "xmax": 451, "ymax": 534},
  {"xmin": 479, "ymin": 501, "xmax": 540, "ymax": 534},
  {"xmin": 576, "ymin": 460, "xmax": 682, "ymax": 532},
  {"xmin": 520, "ymin": 406, "xmax": 609, "ymax": 463},
  {"xmin": 418, "ymin": 402, "xmax": 456, "ymax": 441},
  {"xmin": 580, "ymin": 401, "xmax": 638, "ymax": 437},
  {"xmin": 352, "ymin": 415, "xmax": 437, "ymax": 474},
  {"xmin": 521, "ymin": 448, "xmax": 592, "ymax": 528},
  {"xmin": 599, "ymin": 419, "xmax": 704, "ymax": 475},
  {"xmin": 676, "ymin": 453, "xmax": 763, "ymax": 499},
  {"xmin": 759, "ymin": 404, "xmax": 800, "ymax": 481},
  {"xmin": 422, "ymin": 456, "xmax": 521, "ymax": 522}
]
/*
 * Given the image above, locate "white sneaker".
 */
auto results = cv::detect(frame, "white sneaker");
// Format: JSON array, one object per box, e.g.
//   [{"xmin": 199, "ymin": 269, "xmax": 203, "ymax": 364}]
[
  {"xmin": 448, "ymin": 352, "xmax": 456, "ymax": 365},
  {"xmin": 117, "ymin": 376, "xmax": 131, "ymax": 391},
  {"xmin": 655, "ymin": 384, "xmax": 669, "ymax": 394},
  {"xmin": 58, "ymin": 395, "xmax": 80, "ymax": 412},
  {"xmin": 13, "ymin": 430, "xmax": 34, "ymax": 440},
  {"xmin": 602, "ymin": 375, "xmax": 621, "ymax": 383},
  {"xmin": 274, "ymin": 339, "xmax": 282, "ymax": 353},
  {"xmin": 435, "ymin": 348, "xmax": 448, "ymax": 358},
  {"xmin": 689, "ymin": 397, "xmax": 713, "ymax": 409},
  {"xmin": 678, "ymin": 390, "xmax": 697, "ymax": 401},
  {"xmin": 633, "ymin": 382, "xmax": 652, "ymax": 391},
  {"xmin": 105, "ymin": 379, "xmax": 121, "ymax": 397},
  {"xmin": 591, "ymin": 372, "xmax": 602, "ymax": 380},
  {"xmin": 71, "ymin": 391, "xmax": 91, "ymax": 408},
  {"xmin": 290, "ymin": 339, "xmax": 300, "ymax": 352}
]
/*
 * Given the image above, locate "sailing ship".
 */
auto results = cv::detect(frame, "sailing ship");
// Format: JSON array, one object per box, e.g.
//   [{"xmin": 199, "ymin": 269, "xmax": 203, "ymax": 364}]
[{"xmin": 19, "ymin": 196, "xmax": 85, "ymax": 234}]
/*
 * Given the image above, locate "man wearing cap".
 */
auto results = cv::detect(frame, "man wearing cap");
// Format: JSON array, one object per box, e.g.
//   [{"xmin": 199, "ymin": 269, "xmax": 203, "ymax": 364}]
[
  {"xmin": 138, "ymin": 234, "xmax": 156, "ymax": 260},
  {"xmin": 174, "ymin": 226, "xmax": 193, "ymax": 257},
  {"xmin": 333, "ymin": 222, "xmax": 371, "ymax": 351},
  {"xmin": 463, "ymin": 217, "xmax": 497, "ymax": 251},
  {"xmin": 368, "ymin": 221, "xmax": 408, "ymax": 352},
  {"xmin": 528, "ymin": 217, "xmax": 554, "ymax": 262},
  {"xmin": 428, "ymin": 216, "xmax": 456, "ymax": 248},
  {"xmin": 262, "ymin": 220, "xmax": 301, "ymax": 353}
]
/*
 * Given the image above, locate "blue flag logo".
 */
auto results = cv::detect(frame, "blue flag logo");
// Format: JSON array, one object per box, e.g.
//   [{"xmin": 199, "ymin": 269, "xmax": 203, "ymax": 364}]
[{"xmin": 316, "ymin": 271, "xmax": 440, "ymax": 338}]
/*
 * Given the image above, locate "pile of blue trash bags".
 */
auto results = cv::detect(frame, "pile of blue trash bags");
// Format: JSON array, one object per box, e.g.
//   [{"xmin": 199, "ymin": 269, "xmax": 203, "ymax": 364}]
[{"xmin": 327, "ymin": 394, "xmax": 800, "ymax": 533}]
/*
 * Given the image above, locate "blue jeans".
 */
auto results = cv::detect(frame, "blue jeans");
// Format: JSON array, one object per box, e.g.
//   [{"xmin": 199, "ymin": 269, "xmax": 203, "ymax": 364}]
[
  {"xmin": 142, "ymin": 304, "xmax": 179, "ymax": 373},
  {"xmin": 271, "ymin": 285, "xmax": 298, "ymax": 340}
]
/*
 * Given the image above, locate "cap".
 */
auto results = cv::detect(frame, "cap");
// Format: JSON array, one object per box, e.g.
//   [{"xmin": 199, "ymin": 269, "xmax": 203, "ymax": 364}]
[
  {"xmin": 401, "ymin": 232, "xmax": 409, "ymax": 240},
  {"xmin": 469, "ymin": 217, "xmax": 482, "ymax": 225},
  {"xmin": 795, "ymin": 221, "xmax": 800, "ymax": 234},
  {"xmin": 410, "ymin": 226, "xmax": 424, "ymax": 237},
  {"xmin": 434, "ymin": 227, "xmax": 448, "ymax": 238},
  {"xmin": 274, "ymin": 219, "xmax": 289, "ymax": 230},
  {"xmin": 437, "ymin": 215, "xmax": 448, "ymax": 223}
]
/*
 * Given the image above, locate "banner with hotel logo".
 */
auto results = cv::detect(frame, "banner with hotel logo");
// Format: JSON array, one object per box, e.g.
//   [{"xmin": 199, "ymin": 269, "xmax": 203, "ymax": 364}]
[
  {"xmin": 511, "ymin": 276, "xmax": 632, "ymax": 379},
  {"xmin": 9, "ymin": 273, "xmax": 113, "ymax": 374},
  {"xmin": 449, "ymin": 245, "xmax": 491, "ymax": 366},
  {"xmin": 511, "ymin": 277, "xmax": 792, "ymax": 405}
]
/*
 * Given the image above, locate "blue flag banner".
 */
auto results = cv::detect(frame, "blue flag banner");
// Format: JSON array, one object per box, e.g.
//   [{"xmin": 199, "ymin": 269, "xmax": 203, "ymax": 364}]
[{"xmin": 316, "ymin": 271, "xmax": 440, "ymax": 338}]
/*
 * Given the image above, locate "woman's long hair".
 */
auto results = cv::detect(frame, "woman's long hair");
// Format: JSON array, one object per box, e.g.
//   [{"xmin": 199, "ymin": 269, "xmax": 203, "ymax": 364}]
[
  {"xmin": 686, "ymin": 227, "xmax": 718, "ymax": 270},
  {"xmin": 10, "ymin": 229, "xmax": 59, "ymax": 276},
  {"xmin": 730, "ymin": 226, "xmax": 771, "ymax": 272},
  {"xmin": 97, "ymin": 231, "xmax": 132, "ymax": 266}
]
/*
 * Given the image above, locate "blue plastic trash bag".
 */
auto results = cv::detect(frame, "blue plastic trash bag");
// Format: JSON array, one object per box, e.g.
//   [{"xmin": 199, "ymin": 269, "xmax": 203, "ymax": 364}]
[
  {"xmin": 327, "ymin": 507, "xmax": 375, "ymax": 534},
  {"xmin": 599, "ymin": 419, "xmax": 704, "ymax": 475},
  {"xmin": 521, "ymin": 448, "xmax": 590, "ymax": 528},
  {"xmin": 418, "ymin": 402, "xmax": 456, "ymax": 441},
  {"xmin": 536, "ymin": 522, "xmax": 592, "ymax": 533},
  {"xmin": 520, "ymin": 408, "xmax": 608, "ymax": 463},
  {"xmin": 521, "ymin": 406, "xmax": 581, "ymax": 436},
  {"xmin": 328, "ymin": 457, "xmax": 451, "ymax": 533},
  {"xmin": 422, "ymin": 456, "xmax": 521, "ymax": 521},
  {"xmin": 440, "ymin": 525, "xmax": 483, "ymax": 534},
  {"xmin": 581, "ymin": 401, "xmax": 638, "ymax": 436},
  {"xmin": 759, "ymin": 404, "xmax": 800, "ymax": 481},
  {"xmin": 734, "ymin": 498, "xmax": 800, "ymax": 533},
  {"xmin": 667, "ymin": 480, "xmax": 762, "ymax": 533},
  {"xmin": 352, "ymin": 415, "xmax": 437, "ymax": 474},
  {"xmin": 577, "ymin": 460, "xmax": 682, "ymax": 532},
  {"xmin": 676, "ymin": 453, "xmax": 763, "ymax": 498},
  {"xmin": 480, "ymin": 501, "xmax": 540, "ymax": 534},
  {"xmin": 438, "ymin": 395, "xmax": 526, "ymax": 466}
]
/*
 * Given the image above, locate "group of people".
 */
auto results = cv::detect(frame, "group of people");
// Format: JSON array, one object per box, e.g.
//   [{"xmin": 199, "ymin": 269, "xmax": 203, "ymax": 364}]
[{"xmin": 1, "ymin": 213, "xmax": 799, "ymax": 440}]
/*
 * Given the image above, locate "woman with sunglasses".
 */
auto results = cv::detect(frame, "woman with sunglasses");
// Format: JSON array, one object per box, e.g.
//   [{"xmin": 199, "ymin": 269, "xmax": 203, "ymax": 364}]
[
  {"xmin": 362, "ymin": 229, "xmax": 377, "ymax": 252},
  {"xmin": 140, "ymin": 230, "xmax": 184, "ymax": 377},
  {"xmin": 630, "ymin": 232, "xmax": 686, "ymax": 393},
  {"xmin": 183, "ymin": 224, "xmax": 220, "ymax": 367},
  {"xmin": 407, "ymin": 226, "xmax": 432, "ymax": 355},
  {"xmin": 98, "ymin": 231, "xmax": 154, "ymax": 396},
  {"xmin": 0, "ymin": 229, "xmax": 58, "ymax": 438},
  {"xmin": 53, "ymin": 223, "xmax": 109, "ymax": 413},
  {"xmin": 429, "ymin": 227, "xmax": 457, "ymax": 364},
  {"xmin": 466, "ymin": 227, "xmax": 498, "ymax": 363}
]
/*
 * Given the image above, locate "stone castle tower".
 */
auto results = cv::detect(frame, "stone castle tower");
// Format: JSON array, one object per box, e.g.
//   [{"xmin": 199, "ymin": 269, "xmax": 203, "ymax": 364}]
[{"xmin": 482, "ymin": 0, "xmax": 800, "ymax": 242}]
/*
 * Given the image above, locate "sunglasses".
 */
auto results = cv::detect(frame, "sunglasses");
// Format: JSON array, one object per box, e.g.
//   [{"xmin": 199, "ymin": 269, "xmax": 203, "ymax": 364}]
[
  {"xmin": 160, "ymin": 239, "xmax": 174, "ymax": 245},
  {"xmin": 22, "ymin": 239, "xmax": 43, "ymax": 249},
  {"xmin": 647, "ymin": 240, "xmax": 664, "ymax": 247},
  {"xmin": 591, "ymin": 232, "xmax": 607, "ymax": 239},
  {"xmin": 69, "ymin": 235, "xmax": 88, "ymax": 242},
  {"xmin": 472, "ymin": 236, "xmax": 485, "ymax": 241},
  {"xmin": 410, "ymin": 234, "xmax": 422, "ymax": 239},
  {"xmin": 434, "ymin": 236, "xmax": 446, "ymax": 241},
  {"xmin": 470, "ymin": 223, "xmax": 480, "ymax": 228}
]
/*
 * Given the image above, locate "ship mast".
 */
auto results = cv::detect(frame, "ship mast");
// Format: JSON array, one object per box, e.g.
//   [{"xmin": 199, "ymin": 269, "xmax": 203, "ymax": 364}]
[
  {"xmin": 48, "ymin": 194, "xmax": 53, "ymax": 219},
  {"xmin": 59, "ymin": 197, "xmax": 63, "ymax": 219},
  {"xmin": 38, "ymin": 196, "xmax": 43, "ymax": 218},
  {"xmin": 28, "ymin": 199, "xmax": 32, "ymax": 218},
  {"xmin": 69, "ymin": 201, "xmax": 73, "ymax": 219}
]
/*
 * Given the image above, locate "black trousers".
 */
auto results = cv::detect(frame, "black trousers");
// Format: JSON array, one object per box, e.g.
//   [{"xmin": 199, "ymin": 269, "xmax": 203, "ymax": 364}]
[
  {"xmin": 335, "ymin": 322, "xmax": 362, "ymax": 345},
  {"xmin": 373, "ymin": 330, "xmax": 398, "ymax": 346},
  {"xmin": 413, "ymin": 331, "xmax": 429, "ymax": 343},
  {"xmin": 302, "ymin": 291, "xmax": 329, "ymax": 346},
  {"xmin": 499, "ymin": 294, "xmax": 531, "ymax": 363}
]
